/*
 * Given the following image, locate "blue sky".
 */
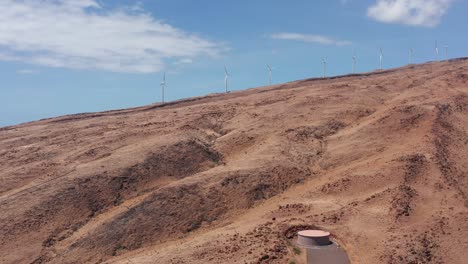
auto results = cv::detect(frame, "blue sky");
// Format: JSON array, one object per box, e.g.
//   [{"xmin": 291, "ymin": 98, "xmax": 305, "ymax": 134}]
[{"xmin": 1, "ymin": 0, "xmax": 467, "ymax": 127}]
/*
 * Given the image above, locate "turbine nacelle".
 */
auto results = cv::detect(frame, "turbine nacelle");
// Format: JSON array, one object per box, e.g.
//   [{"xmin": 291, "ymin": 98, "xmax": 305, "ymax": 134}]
[{"xmin": 160, "ymin": 73, "xmax": 166, "ymax": 86}]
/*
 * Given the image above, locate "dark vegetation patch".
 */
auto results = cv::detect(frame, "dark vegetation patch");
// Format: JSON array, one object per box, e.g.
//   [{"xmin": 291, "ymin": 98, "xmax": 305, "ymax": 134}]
[
  {"xmin": 390, "ymin": 185, "xmax": 418, "ymax": 219},
  {"xmin": 187, "ymin": 108, "xmax": 236, "ymax": 136},
  {"xmin": 121, "ymin": 139, "xmax": 222, "ymax": 186},
  {"xmin": 382, "ymin": 218, "xmax": 449, "ymax": 264},
  {"xmin": 398, "ymin": 154, "xmax": 427, "ymax": 184},
  {"xmin": 74, "ymin": 145, "xmax": 112, "ymax": 162},
  {"xmin": 398, "ymin": 105, "xmax": 427, "ymax": 129},
  {"xmin": 285, "ymin": 120, "xmax": 346, "ymax": 141},
  {"xmin": 433, "ymin": 102, "xmax": 468, "ymax": 207},
  {"xmin": 320, "ymin": 178, "xmax": 351, "ymax": 194},
  {"xmin": 254, "ymin": 95, "xmax": 294, "ymax": 107},
  {"xmin": 64, "ymin": 166, "xmax": 311, "ymax": 261},
  {"xmin": 177, "ymin": 222, "xmax": 294, "ymax": 264},
  {"xmin": 384, "ymin": 233, "xmax": 441, "ymax": 264},
  {"xmin": 276, "ymin": 203, "xmax": 313, "ymax": 216},
  {"xmin": 2, "ymin": 138, "xmax": 224, "ymax": 260},
  {"xmin": 282, "ymin": 224, "xmax": 319, "ymax": 240},
  {"xmin": 0, "ymin": 126, "xmax": 14, "ymax": 132},
  {"xmin": 377, "ymin": 105, "xmax": 427, "ymax": 131}
]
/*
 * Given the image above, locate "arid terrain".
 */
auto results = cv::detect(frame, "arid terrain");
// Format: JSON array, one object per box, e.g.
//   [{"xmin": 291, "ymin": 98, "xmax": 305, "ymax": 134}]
[{"xmin": 1, "ymin": 59, "xmax": 468, "ymax": 264}]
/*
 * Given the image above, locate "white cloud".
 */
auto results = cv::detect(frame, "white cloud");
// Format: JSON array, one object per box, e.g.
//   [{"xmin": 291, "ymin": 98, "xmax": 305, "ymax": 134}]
[
  {"xmin": 271, "ymin": 33, "xmax": 352, "ymax": 46},
  {"xmin": 0, "ymin": 0, "xmax": 224, "ymax": 73},
  {"xmin": 367, "ymin": 0, "xmax": 454, "ymax": 27}
]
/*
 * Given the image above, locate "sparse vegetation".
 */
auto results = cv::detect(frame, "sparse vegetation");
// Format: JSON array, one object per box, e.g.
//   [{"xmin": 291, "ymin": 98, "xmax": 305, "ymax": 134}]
[
  {"xmin": 293, "ymin": 246, "xmax": 301, "ymax": 255},
  {"xmin": 185, "ymin": 220, "xmax": 201, "ymax": 233},
  {"xmin": 113, "ymin": 193, "xmax": 123, "ymax": 206}
]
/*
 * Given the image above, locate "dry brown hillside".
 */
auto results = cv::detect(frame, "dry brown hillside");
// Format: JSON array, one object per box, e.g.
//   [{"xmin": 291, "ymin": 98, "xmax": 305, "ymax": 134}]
[{"xmin": 1, "ymin": 59, "xmax": 468, "ymax": 264}]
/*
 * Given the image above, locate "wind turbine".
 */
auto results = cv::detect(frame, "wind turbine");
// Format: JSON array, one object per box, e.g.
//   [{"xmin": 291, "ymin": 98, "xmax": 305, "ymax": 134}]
[
  {"xmin": 321, "ymin": 57, "xmax": 327, "ymax": 78},
  {"xmin": 409, "ymin": 48, "xmax": 414, "ymax": 64},
  {"xmin": 224, "ymin": 66, "xmax": 230, "ymax": 93},
  {"xmin": 267, "ymin": 64, "xmax": 273, "ymax": 85},
  {"xmin": 379, "ymin": 48, "xmax": 383, "ymax": 70},
  {"xmin": 160, "ymin": 72, "xmax": 166, "ymax": 103},
  {"xmin": 435, "ymin": 41, "xmax": 439, "ymax": 61},
  {"xmin": 352, "ymin": 50, "xmax": 357, "ymax": 74},
  {"xmin": 444, "ymin": 45, "xmax": 449, "ymax": 59}
]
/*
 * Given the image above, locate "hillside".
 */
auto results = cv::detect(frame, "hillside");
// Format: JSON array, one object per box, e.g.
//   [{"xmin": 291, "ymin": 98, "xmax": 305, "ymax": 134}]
[{"xmin": 1, "ymin": 59, "xmax": 468, "ymax": 264}]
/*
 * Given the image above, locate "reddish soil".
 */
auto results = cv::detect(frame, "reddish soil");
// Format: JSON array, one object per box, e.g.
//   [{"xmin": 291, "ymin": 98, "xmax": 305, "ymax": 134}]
[{"xmin": 1, "ymin": 59, "xmax": 468, "ymax": 264}]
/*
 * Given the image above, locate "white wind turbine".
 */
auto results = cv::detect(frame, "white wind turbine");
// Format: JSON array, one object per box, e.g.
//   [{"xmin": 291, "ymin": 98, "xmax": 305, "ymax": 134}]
[
  {"xmin": 379, "ymin": 48, "xmax": 384, "ymax": 70},
  {"xmin": 267, "ymin": 64, "xmax": 273, "ymax": 85},
  {"xmin": 435, "ymin": 41, "xmax": 439, "ymax": 61},
  {"xmin": 352, "ymin": 50, "xmax": 357, "ymax": 74},
  {"xmin": 224, "ymin": 66, "xmax": 231, "ymax": 93},
  {"xmin": 409, "ymin": 48, "xmax": 414, "ymax": 64},
  {"xmin": 444, "ymin": 45, "xmax": 449, "ymax": 59},
  {"xmin": 160, "ymin": 72, "xmax": 166, "ymax": 103},
  {"xmin": 321, "ymin": 57, "xmax": 327, "ymax": 78}
]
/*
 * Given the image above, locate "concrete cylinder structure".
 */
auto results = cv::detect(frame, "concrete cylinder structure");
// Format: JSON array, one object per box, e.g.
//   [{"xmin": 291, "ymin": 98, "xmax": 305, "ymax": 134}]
[
  {"xmin": 297, "ymin": 230, "xmax": 331, "ymax": 247},
  {"xmin": 296, "ymin": 230, "xmax": 350, "ymax": 264}
]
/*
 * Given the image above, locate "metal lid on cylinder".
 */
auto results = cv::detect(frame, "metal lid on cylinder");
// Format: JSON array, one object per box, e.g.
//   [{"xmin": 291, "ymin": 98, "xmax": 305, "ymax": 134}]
[{"xmin": 297, "ymin": 230, "xmax": 332, "ymax": 248}]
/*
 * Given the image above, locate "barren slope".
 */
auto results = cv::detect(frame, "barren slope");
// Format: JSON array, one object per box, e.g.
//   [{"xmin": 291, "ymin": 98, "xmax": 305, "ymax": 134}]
[{"xmin": 1, "ymin": 59, "xmax": 468, "ymax": 264}]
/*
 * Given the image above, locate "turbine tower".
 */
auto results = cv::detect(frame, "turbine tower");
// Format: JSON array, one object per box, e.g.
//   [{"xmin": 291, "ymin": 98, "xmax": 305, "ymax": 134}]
[
  {"xmin": 352, "ymin": 51, "xmax": 357, "ymax": 74},
  {"xmin": 224, "ymin": 66, "xmax": 230, "ymax": 93},
  {"xmin": 160, "ymin": 72, "xmax": 166, "ymax": 103},
  {"xmin": 379, "ymin": 48, "xmax": 383, "ymax": 70},
  {"xmin": 267, "ymin": 64, "xmax": 273, "ymax": 85},
  {"xmin": 435, "ymin": 41, "xmax": 439, "ymax": 61},
  {"xmin": 444, "ymin": 45, "xmax": 449, "ymax": 59},
  {"xmin": 409, "ymin": 48, "xmax": 414, "ymax": 64},
  {"xmin": 321, "ymin": 57, "xmax": 327, "ymax": 78}
]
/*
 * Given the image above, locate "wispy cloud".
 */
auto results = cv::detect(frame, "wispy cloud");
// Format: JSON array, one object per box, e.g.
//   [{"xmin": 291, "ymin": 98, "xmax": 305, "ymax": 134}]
[
  {"xmin": 0, "ymin": 0, "xmax": 224, "ymax": 73},
  {"xmin": 367, "ymin": 0, "xmax": 454, "ymax": 27},
  {"xmin": 17, "ymin": 69, "xmax": 38, "ymax": 75},
  {"xmin": 174, "ymin": 58, "xmax": 193, "ymax": 65},
  {"xmin": 270, "ymin": 33, "xmax": 352, "ymax": 46}
]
